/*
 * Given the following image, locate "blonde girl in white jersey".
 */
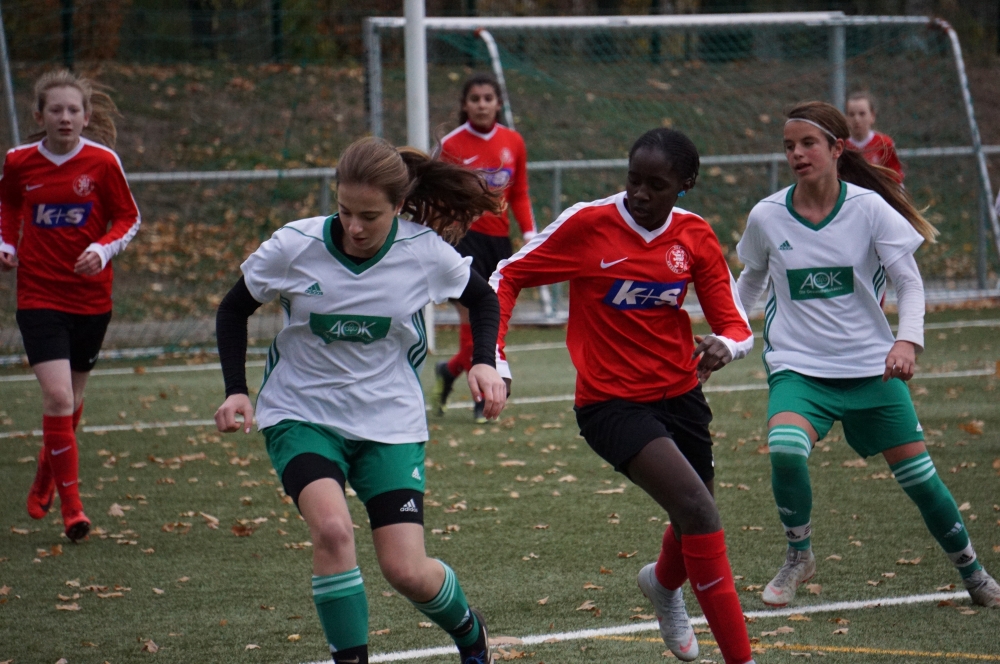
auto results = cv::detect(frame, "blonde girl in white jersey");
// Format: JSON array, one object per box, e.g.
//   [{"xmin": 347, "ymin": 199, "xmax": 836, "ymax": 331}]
[{"xmin": 736, "ymin": 101, "xmax": 999, "ymax": 609}]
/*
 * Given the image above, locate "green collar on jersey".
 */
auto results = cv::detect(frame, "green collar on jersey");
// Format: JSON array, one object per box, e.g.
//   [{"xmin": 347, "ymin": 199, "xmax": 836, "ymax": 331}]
[
  {"xmin": 785, "ymin": 180, "xmax": 847, "ymax": 232},
  {"xmin": 323, "ymin": 214, "xmax": 398, "ymax": 275}
]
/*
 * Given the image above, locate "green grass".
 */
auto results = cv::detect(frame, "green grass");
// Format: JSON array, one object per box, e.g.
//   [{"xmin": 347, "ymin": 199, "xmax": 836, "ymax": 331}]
[{"xmin": 1, "ymin": 309, "xmax": 999, "ymax": 663}]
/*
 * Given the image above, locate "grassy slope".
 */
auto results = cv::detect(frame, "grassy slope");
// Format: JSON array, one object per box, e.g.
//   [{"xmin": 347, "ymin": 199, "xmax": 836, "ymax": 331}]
[{"xmin": 0, "ymin": 309, "xmax": 998, "ymax": 663}]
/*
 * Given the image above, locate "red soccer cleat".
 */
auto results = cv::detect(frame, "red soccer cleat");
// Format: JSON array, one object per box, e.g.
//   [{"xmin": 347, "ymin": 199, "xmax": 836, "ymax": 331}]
[{"xmin": 26, "ymin": 449, "xmax": 55, "ymax": 520}]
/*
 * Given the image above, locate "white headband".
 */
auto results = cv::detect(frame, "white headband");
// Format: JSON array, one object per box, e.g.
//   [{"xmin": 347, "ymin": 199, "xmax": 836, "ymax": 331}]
[{"xmin": 785, "ymin": 118, "xmax": 839, "ymax": 141}]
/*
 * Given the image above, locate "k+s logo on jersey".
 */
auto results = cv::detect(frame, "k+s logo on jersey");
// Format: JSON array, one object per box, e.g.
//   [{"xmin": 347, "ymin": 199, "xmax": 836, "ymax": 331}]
[
  {"xmin": 603, "ymin": 279, "xmax": 687, "ymax": 310},
  {"xmin": 32, "ymin": 203, "xmax": 93, "ymax": 228}
]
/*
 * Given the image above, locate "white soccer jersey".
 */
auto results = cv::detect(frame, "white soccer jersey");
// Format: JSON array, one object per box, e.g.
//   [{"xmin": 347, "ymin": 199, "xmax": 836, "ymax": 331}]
[
  {"xmin": 737, "ymin": 182, "xmax": 923, "ymax": 378},
  {"xmin": 242, "ymin": 215, "xmax": 472, "ymax": 442}
]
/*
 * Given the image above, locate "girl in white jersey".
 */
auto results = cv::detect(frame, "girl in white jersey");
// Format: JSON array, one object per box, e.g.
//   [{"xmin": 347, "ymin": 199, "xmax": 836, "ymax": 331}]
[
  {"xmin": 736, "ymin": 101, "xmax": 999, "ymax": 609},
  {"xmin": 214, "ymin": 137, "xmax": 508, "ymax": 664}
]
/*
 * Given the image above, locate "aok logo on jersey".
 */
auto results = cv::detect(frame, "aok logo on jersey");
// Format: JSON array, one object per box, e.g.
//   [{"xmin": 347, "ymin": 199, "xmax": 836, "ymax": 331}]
[
  {"xmin": 309, "ymin": 313, "xmax": 391, "ymax": 345},
  {"xmin": 786, "ymin": 266, "xmax": 855, "ymax": 300},
  {"xmin": 603, "ymin": 279, "xmax": 687, "ymax": 310},
  {"xmin": 32, "ymin": 203, "xmax": 93, "ymax": 228}
]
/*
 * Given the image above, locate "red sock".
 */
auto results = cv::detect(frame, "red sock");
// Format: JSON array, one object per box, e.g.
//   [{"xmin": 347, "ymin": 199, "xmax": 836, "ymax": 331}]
[
  {"xmin": 43, "ymin": 415, "xmax": 83, "ymax": 516},
  {"xmin": 446, "ymin": 323, "xmax": 474, "ymax": 377},
  {"xmin": 655, "ymin": 524, "xmax": 687, "ymax": 590},
  {"xmin": 72, "ymin": 401, "xmax": 84, "ymax": 430},
  {"xmin": 682, "ymin": 531, "xmax": 752, "ymax": 664}
]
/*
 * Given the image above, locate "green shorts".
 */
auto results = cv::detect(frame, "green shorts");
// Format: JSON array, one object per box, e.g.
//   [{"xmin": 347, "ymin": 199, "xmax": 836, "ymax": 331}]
[
  {"xmin": 767, "ymin": 371, "xmax": 924, "ymax": 458},
  {"xmin": 262, "ymin": 420, "xmax": 425, "ymax": 504}
]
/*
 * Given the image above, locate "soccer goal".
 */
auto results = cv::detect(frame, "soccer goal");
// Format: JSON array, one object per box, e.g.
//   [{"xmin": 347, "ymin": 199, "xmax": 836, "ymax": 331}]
[{"xmin": 365, "ymin": 12, "xmax": 1000, "ymax": 303}]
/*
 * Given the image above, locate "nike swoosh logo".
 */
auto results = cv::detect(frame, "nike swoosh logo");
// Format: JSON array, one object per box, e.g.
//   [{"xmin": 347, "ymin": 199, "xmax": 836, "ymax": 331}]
[
  {"xmin": 340, "ymin": 658, "xmax": 360, "ymax": 664},
  {"xmin": 51, "ymin": 446, "xmax": 73, "ymax": 456},
  {"xmin": 61, "ymin": 481, "xmax": 77, "ymax": 487},
  {"xmin": 25, "ymin": 184, "xmax": 43, "ymax": 191},
  {"xmin": 462, "ymin": 155, "xmax": 478, "ymax": 165},
  {"xmin": 600, "ymin": 257, "xmax": 628, "ymax": 268},
  {"xmin": 696, "ymin": 577, "xmax": 724, "ymax": 591}
]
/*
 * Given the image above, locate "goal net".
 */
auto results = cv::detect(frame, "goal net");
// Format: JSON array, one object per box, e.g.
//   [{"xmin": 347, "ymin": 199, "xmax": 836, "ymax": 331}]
[{"xmin": 366, "ymin": 12, "xmax": 999, "ymax": 310}]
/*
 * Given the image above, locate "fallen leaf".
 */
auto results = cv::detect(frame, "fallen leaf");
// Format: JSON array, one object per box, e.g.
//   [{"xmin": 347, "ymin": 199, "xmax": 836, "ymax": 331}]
[
  {"xmin": 10, "ymin": 527, "xmax": 29, "ymax": 535},
  {"xmin": 500, "ymin": 460, "xmax": 526, "ymax": 467},
  {"xmin": 97, "ymin": 591, "xmax": 125, "ymax": 598},
  {"xmin": 631, "ymin": 613, "xmax": 656, "ymax": 620},
  {"xmin": 537, "ymin": 597, "xmax": 548, "ymax": 605},
  {"xmin": 557, "ymin": 474, "xmax": 577, "ymax": 483},
  {"xmin": 582, "ymin": 582, "xmax": 603, "ymax": 590},
  {"xmin": 371, "ymin": 629, "xmax": 390, "ymax": 636},
  {"xmin": 576, "ymin": 600, "xmax": 597, "ymax": 611},
  {"xmin": 959, "ymin": 608, "xmax": 978, "ymax": 615},
  {"xmin": 806, "ymin": 583, "xmax": 822, "ymax": 595},
  {"xmin": 825, "ymin": 554, "xmax": 842, "ymax": 561},
  {"xmin": 881, "ymin": 572, "xmax": 896, "ymax": 578},
  {"xmin": 832, "ymin": 628, "xmax": 849, "ymax": 635},
  {"xmin": 788, "ymin": 614, "xmax": 811, "ymax": 621},
  {"xmin": 108, "ymin": 503, "xmax": 125, "ymax": 517},
  {"xmin": 287, "ymin": 633, "xmax": 301, "ymax": 641},
  {"xmin": 599, "ymin": 566, "xmax": 613, "ymax": 575},
  {"xmin": 936, "ymin": 583, "xmax": 956, "ymax": 591},
  {"xmin": 841, "ymin": 459, "xmax": 868, "ymax": 468},
  {"xmin": 153, "ymin": 588, "xmax": 164, "ymax": 595},
  {"xmin": 418, "ymin": 622, "xmax": 433, "ymax": 628},
  {"xmin": 232, "ymin": 523, "xmax": 256, "ymax": 537},
  {"xmin": 245, "ymin": 644, "xmax": 260, "ymax": 650},
  {"xmin": 490, "ymin": 636, "xmax": 525, "ymax": 645},
  {"xmin": 56, "ymin": 602, "xmax": 81, "ymax": 611},
  {"xmin": 618, "ymin": 551, "xmax": 638, "ymax": 558},
  {"xmin": 958, "ymin": 502, "xmax": 971, "ymax": 512},
  {"xmin": 594, "ymin": 487, "xmax": 624, "ymax": 494},
  {"xmin": 958, "ymin": 420, "xmax": 984, "ymax": 435},
  {"xmin": 896, "ymin": 557, "xmax": 922, "ymax": 565}
]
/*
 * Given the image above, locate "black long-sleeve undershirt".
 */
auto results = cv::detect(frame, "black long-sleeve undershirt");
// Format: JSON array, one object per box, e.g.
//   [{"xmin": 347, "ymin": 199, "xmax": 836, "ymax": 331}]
[{"xmin": 216, "ymin": 270, "xmax": 500, "ymax": 397}]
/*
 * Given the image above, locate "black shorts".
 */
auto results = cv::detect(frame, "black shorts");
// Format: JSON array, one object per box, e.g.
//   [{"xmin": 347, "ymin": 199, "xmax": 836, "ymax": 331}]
[
  {"xmin": 16, "ymin": 308, "xmax": 112, "ymax": 372},
  {"xmin": 455, "ymin": 230, "xmax": 513, "ymax": 279},
  {"xmin": 574, "ymin": 386, "xmax": 715, "ymax": 483}
]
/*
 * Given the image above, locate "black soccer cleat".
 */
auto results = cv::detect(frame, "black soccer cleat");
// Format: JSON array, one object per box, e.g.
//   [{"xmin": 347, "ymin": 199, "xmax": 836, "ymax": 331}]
[
  {"xmin": 457, "ymin": 607, "xmax": 491, "ymax": 664},
  {"xmin": 432, "ymin": 361, "xmax": 457, "ymax": 416}
]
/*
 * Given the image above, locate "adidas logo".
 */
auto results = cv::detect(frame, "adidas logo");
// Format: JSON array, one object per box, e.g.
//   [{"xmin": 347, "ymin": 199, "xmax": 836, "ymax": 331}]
[
  {"xmin": 945, "ymin": 522, "xmax": 965, "ymax": 538},
  {"xmin": 411, "ymin": 467, "xmax": 421, "ymax": 480},
  {"xmin": 305, "ymin": 282, "xmax": 323, "ymax": 296},
  {"xmin": 778, "ymin": 240, "xmax": 793, "ymax": 250},
  {"xmin": 400, "ymin": 498, "xmax": 419, "ymax": 513}
]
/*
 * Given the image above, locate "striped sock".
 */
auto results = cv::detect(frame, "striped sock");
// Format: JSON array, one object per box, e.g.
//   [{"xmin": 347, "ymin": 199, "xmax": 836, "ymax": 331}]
[
  {"xmin": 891, "ymin": 452, "xmax": 982, "ymax": 579},
  {"xmin": 312, "ymin": 568, "xmax": 369, "ymax": 652},
  {"xmin": 411, "ymin": 561, "xmax": 479, "ymax": 648},
  {"xmin": 768, "ymin": 425, "xmax": 813, "ymax": 551}
]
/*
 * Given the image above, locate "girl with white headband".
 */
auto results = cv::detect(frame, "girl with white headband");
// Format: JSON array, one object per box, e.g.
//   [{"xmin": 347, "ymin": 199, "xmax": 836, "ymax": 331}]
[{"xmin": 734, "ymin": 101, "xmax": 999, "ymax": 609}]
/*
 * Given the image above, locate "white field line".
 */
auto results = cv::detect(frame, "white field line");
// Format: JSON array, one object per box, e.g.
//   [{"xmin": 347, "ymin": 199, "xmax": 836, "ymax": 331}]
[
  {"xmin": 298, "ymin": 590, "xmax": 969, "ymax": 664},
  {"xmin": 1, "ymin": 368, "xmax": 993, "ymax": 440}
]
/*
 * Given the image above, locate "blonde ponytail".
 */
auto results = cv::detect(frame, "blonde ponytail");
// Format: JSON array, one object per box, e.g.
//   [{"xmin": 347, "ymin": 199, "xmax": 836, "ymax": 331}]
[{"xmin": 28, "ymin": 69, "xmax": 120, "ymax": 149}]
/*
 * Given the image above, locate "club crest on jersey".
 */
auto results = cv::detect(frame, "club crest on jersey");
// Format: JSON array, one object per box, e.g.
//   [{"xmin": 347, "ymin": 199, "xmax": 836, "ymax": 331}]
[
  {"xmin": 500, "ymin": 147, "xmax": 514, "ymax": 164},
  {"xmin": 665, "ymin": 244, "xmax": 690, "ymax": 274},
  {"xmin": 603, "ymin": 279, "xmax": 687, "ymax": 310},
  {"xmin": 309, "ymin": 313, "xmax": 391, "ymax": 344},
  {"xmin": 482, "ymin": 168, "xmax": 512, "ymax": 190},
  {"xmin": 32, "ymin": 202, "xmax": 93, "ymax": 228},
  {"xmin": 73, "ymin": 174, "xmax": 95, "ymax": 196}
]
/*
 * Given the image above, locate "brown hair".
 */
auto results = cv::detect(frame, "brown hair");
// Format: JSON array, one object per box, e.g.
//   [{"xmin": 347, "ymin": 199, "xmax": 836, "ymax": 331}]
[
  {"xmin": 787, "ymin": 101, "xmax": 937, "ymax": 243},
  {"xmin": 847, "ymin": 90, "xmax": 876, "ymax": 114},
  {"xmin": 458, "ymin": 73, "xmax": 504, "ymax": 126},
  {"xmin": 28, "ymin": 70, "xmax": 120, "ymax": 149},
  {"xmin": 336, "ymin": 136, "xmax": 503, "ymax": 244}
]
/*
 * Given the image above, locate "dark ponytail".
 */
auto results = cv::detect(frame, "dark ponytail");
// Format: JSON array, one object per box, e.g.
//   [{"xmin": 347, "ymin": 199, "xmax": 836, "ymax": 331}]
[
  {"xmin": 629, "ymin": 128, "xmax": 700, "ymax": 186},
  {"xmin": 337, "ymin": 137, "xmax": 503, "ymax": 244},
  {"xmin": 788, "ymin": 101, "xmax": 938, "ymax": 243}
]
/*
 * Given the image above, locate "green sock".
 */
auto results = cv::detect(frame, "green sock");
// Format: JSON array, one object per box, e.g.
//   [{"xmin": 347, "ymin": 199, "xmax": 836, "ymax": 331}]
[
  {"xmin": 411, "ymin": 560, "xmax": 479, "ymax": 648},
  {"xmin": 891, "ymin": 452, "xmax": 982, "ymax": 579},
  {"xmin": 769, "ymin": 425, "xmax": 813, "ymax": 551},
  {"xmin": 313, "ymin": 568, "xmax": 369, "ymax": 652}
]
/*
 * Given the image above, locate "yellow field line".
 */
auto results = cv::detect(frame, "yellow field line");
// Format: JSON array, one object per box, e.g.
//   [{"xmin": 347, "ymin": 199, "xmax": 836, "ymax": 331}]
[{"xmin": 593, "ymin": 635, "xmax": 1000, "ymax": 660}]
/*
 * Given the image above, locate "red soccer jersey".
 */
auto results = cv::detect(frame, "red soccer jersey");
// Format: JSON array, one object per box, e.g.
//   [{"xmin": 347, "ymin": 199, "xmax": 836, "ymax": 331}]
[
  {"xmin": 847, "ymin": 131, "xmax": 904, "ymax": 183},
  {"xmin": 491, "ymin": 192, "xmax": 753, "ymax": 406},
  {"xmin": 0, "ymin": 138, "xmax": 141, "ymax": 314},
  {"xmin": 439, "ymin": 122, "xmax": 536, "ymax": 238}
]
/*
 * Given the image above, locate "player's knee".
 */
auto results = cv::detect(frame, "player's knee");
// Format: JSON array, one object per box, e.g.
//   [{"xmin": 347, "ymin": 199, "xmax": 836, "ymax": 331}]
[
  {"xmin": 41, "ymin": 385, "xmax": 75, "ymax": 414},
  {"xmin": 309, "ymin": 515, "xmax": 355, "ymax": 556},
  {"xmin": 379, "ymin": 556, "xmax": 427, "ymax": 597},
  {"xmin": 675, "ymin": 495, "xmax": 721, "ymax": 534}
]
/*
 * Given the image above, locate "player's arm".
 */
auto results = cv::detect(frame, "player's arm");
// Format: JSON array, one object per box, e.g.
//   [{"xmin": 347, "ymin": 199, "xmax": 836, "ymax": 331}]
[
  {"xmin": 507, "ymin": 134, "xmax": 537, "ymax": 241},
  {"xmin": 0, "ymin": 154, "xmax": 24, "ymax": 270},
  {"xmin": 78, "ymin": 156, "xmax": 141, "ymax": 275},
  {"xmin": 490, "ymin": 211, "xmax": 584, "ymax": 381},
  {"xmin": 882, "ymin": 136, "xmax": 904, "ymax": 183},
  {"xmin": 882, "ymin": 253, "xmax": 924, "ymax": 382},
  {"xmin": 458, "ymin": 270, "xmax": 506, "ymax": 419},
  {"xmin": 215, "ymin": 277, "xmax": 264, "ymax": 433},
  {"xmin": 691, "ymin": 226, "xmax": 753, "ymax": 380}
]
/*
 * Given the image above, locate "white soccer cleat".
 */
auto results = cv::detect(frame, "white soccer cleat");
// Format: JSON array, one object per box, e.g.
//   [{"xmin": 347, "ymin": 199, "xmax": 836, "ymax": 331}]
[
  {"xmin": 965, "ymin": 569, "xmax": 1000, "ymax": 608},
  {"xmin": 637, "ymin": 563, "xmax": 699, "ymax": 661},
  {"xmin": 762, "ymin": 547, "xmax": 816, "ymax": 607}
]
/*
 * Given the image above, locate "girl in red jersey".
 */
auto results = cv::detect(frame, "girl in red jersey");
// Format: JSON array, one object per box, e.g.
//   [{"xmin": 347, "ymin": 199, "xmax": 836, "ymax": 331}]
[
  {"xmin": 432, "ymin": 74, "xmax": 536, "ymax": 423},
  {"xmin": 0, "ymin": 70, "xmax": 141, "ymax": 542},
  {"xmin": 845, "ymin": 91, "xmax": 904, "ymax": 183},
  {"xmin": 491, "ymin": 128, "xmax": 756, "ymax": 664}
]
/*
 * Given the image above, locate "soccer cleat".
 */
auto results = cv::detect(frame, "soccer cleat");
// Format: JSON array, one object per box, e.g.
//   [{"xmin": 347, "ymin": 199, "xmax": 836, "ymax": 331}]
[
  {"xmin": 457, "ymin": 607, "xmax": 491, "ymax": 664},
  {"xmin": 26, "ymin": 449, "xmax": 55, "ymax": 520},
  {"xmin": 762, "ymin": 547, "xmax": 816, "ymax": 607},
  {"xmin": 637, "ymin": 563, "xmax": 699, "ymax": 661},
  {"xmin": 473, "ymin": 400, "xmax": 488, "ymax": 425},
  {"xmin": 965, "ymin": 569, "xmax": 1000, "ymax": 608},
  {"xmin": 63, "ymin": 509, "xmax": 91, "ymax": 543},
  {"xmin": 432, "ymin": 361, "xmax": 456, "ymax": 416}
]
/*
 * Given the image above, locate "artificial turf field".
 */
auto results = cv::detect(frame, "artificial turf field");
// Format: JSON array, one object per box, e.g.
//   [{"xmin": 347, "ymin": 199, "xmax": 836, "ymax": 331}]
[{"xmin": 1, "ymin": 308, "xmax": 998, "ymax": 663}]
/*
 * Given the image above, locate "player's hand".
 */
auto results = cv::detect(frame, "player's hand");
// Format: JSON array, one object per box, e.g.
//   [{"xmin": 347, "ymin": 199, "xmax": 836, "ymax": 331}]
[
  {"xmin": 883, "ymin": 340, "xmax": 916, "ymax": 382},
  {"xmin": 215, "ymin": 393, "xmax": 255, "ymax": 434},
  {"xmin": 468, "ymin": 363, "xmax": 507, "ymax": 420},
  {"xmin": 693, "ymin": 334, "xmax": 733, "ymax": 384},
  {"xmin": 73, "ymin": 250, "xmax": 102, "ymax": 276},
  {"xmin": 0, "ymin": 251, "xmax": 16, "ymax": 271}
]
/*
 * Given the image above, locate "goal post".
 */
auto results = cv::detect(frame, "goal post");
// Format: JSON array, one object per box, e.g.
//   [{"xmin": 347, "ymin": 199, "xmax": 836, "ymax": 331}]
[{"xmin": 366, "ymin": 11, "xmax": 999, "ymax": 302}]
